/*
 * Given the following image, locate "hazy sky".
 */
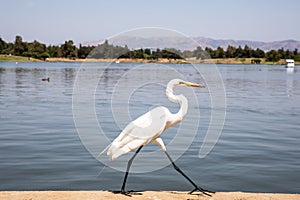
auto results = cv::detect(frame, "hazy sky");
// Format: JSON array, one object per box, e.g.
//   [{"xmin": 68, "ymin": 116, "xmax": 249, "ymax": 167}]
[{"xmin": 1, "ymin": 0, "xmax": 299, "ymax": 44}]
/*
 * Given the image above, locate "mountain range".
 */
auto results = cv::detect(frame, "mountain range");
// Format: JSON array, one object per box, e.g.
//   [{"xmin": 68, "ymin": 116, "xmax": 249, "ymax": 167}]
[
  {"xmin": 84, "ymin": 36, "xmax": 300, "ymax": 51},
  {"xmin": 193, "ymin": 37, "xmax": 300, "ymax": 51}
]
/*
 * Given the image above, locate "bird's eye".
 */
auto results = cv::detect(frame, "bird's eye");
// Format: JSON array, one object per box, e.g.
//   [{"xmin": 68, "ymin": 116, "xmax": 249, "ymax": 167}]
[{"xmin": 179, "ymin": 81, "xmax": 184, "ymax": 85}]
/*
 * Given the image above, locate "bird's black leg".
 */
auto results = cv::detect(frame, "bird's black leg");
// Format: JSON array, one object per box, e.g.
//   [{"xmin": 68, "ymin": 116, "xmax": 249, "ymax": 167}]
[
  {"xmin": 164, "ymin": 150, "xmax": 214, "ymax": 196},
  {"xmin": 113, "ymin": 146, "xmax": 143, "ymax": 196}
]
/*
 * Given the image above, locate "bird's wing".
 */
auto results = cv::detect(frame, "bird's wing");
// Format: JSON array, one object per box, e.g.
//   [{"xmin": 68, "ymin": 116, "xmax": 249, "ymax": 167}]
[{"xmin": 108, "ymin": 106, "xmax": 169, "ymax": 160}]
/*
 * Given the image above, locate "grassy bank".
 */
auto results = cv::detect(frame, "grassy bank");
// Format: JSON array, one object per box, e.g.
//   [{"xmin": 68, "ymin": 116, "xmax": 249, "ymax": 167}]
[
  {"xmin": 46, "ymin": 57, "xmax": 293, "ymax": 65},
  {"xmin": 46, "ymin": 57, "xmax": 190, "ymax": 64},
  {"xmin": 0, "ymin": 54, "xmax": 41, "ymax": 62},
  {"xmin": 192, "ymin": 58, "xmax": 299, "ymax": 65},
  {"xmin": 1, "ymin": 54, "xmax": 298, "ymax": 65}
]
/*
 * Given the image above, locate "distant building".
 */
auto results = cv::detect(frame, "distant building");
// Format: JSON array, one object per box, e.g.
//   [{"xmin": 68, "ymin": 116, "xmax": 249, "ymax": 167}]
[{"xmin": 286, "ymin": 59, "xmax": 295, "ymax": 68}]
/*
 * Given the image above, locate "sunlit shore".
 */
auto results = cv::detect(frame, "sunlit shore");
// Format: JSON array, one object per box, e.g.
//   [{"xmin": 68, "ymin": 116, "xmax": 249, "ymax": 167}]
[
  {"xmin": 1, "ymin": 54, "xmax": 299, "ymax": 65},
  {"xmin": 46, "ymin": 57, "xmax": 298, "ymax": 65},
  {"xmin": 46, "ymin": 57, "xmax": 189, "ymax": 64},
  {"xmin": 0, "ymin": 191, "xmax": 299, "ymax": 200}
]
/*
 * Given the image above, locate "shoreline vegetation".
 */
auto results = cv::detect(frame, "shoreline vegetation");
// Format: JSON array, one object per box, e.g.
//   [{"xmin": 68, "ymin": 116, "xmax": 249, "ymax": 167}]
[
  {"xmin": 0, "ymin": 191, "xmax": 299, "ymax": 200},
  {"xmin": 1, "ymin": 35, "xmax": 300, "ymax": 65},
  {"xmin": 0, "ymin": 54, "xmax": 299, "ymax": 65},
  {"xmin": 46, "ymin": 57, "xmax": 299, "ymax": 65}
]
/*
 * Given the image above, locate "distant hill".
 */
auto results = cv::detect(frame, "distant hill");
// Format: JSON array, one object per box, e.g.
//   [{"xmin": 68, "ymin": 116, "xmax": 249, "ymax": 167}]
[
  {"xmin": 84, "ymin": 36, "xmax": 300, "ymax": 51},
  {"xmin": 193, "ymin": 37, "xmax": 300, "ymax": 51}
]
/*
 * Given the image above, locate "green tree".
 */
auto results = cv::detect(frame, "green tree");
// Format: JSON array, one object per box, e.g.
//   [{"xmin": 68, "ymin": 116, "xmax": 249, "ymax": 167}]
[
  {"xmin": 252, "ymin": 48, "xmax": 265, "ymax": 58},
  {"xmin": 242, "ymin": 45, "xmax": 252, "ymax": 58},
  {"xmin": 144, "ymin": 48, "xmax": 151, "ymax": 59},
  {"xmin": 151, "ymin": 48, "xmax": 161, "ymax": 60},
  {"xmin": 265, "ymin": 50, "xmax": 280, "ymax": 62},
  {"xmin": 225, "ymin": 45, "xmax": 236, "ymax": 58},
  {"xmin": 164, "ymin": 48, "xmax": 183, "ymax": 59},
  {"xmin": 205, "ymin": 47, "xmax": 215, "ymax": 58},
  {"xmin": 26, "ymin": 40, "xmax": 46, "ymax": 58},
  {"xmin": 182, "ymin": 50, "xmax": 193, "ymax": 58},
  {"xmin": 47, "ymin": 45, "xmax": 59, "ymax": 57},
  {"xmin": 0, "ymin": 37, "xmax": 7, "ymax": 54},
  {"xmin": 215, "ymin": 46, "xmax": 225, "ymax": 58},
  {"xmin": 39, "ymin": 52, "xmax": 50, "ymax": 61},
  {"xmin": 293, "ymin": 48, "xmax": 298, "ymax": 58},
  {"xmin": 78, "ymin": 44, "xmax": 94, "ymax": 58},
  {"xmin": 234, "ymin": 46, "xmax": 243, "ymax": 58},
  {"xmin": 133, "ymin": 49, "xmax": 144, "ymax": 59},
  {"xmin": 60, "ymin": 40, "xmax": 77, "ymax": 58},
  {"xmin": 277, "ymin": 48, "xmax": 285, "ymax": 59},
  {"xmin": 4, "ymin": 42, "xmax": 14, "ymax": 54},
  {"xmin": 294, "ymin": 54, "xmax": 300, "ymax": 62},
  {"xmin": 160, "ymin": 49, "xmax": 182, "ymax": 59},
  {"xmin": 113, "ymin": 45, "xmax": 129, "ymax": 58},
  {"xmin": 14, "ymin": 35, "xmax": 26, "ymax": 56},
  {"xmin": 56, "ymin": 48, "xmax": 63, "ymax": 57},
  {"xmin": 193, "ymin": 46, "xmax": 207, "ymax": 59},
  {"xmin": 285, "ymin": 49, "xmax": 293, "ymax": 59},
  {"xmin": 89, "ymin": 40, "xmax": 112, "ymax": 58},
  {"xmin": 292, "ymin": 48, "xmax": 299, "ymax": 61}
]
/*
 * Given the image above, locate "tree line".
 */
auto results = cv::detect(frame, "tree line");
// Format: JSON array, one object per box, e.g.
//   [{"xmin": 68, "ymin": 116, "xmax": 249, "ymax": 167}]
[{"xmin": 1, "ymin": 35, "xmax": 300, "ymax": 62}]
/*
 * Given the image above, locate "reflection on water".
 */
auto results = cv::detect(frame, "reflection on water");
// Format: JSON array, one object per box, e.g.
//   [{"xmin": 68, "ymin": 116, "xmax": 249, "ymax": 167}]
[
  {"xmin": 0, "ymin": 62, "xmax": 300, "ymax": 193},
  {"xmin": 286, "ymin": 70, "xmax": 294, "ymax": 97},
  {"xmin": 286, "ymin": 67, "xmax": 294, "ymax": 74}
]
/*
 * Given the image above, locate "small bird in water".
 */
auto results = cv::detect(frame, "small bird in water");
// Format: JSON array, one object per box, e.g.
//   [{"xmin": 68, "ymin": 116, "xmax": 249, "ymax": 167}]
[{"xmin": 41, "ymin": 77, "xmax": 50, "ymax": 82}]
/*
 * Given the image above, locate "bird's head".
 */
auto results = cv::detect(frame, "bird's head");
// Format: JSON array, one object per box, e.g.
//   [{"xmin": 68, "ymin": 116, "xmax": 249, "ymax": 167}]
[
  {"xmin": 175, "ymin": 79, "xmax": 205, "ymax": 88},
  {"xmin": 166, "ymin": 79, "xmax": 205, "ymax": 96}
]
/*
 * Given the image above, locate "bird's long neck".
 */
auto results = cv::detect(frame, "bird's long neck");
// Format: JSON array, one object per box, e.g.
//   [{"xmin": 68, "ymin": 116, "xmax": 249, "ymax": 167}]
[{"xmin": 166, "ymin": 85, "xmax": 188, "ymax": 120}]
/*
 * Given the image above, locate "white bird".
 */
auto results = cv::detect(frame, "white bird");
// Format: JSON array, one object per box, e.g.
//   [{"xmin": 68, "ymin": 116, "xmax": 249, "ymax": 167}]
[{"xmin": 107, "ymin": 79, "xmax": 213, "ymax": 196}]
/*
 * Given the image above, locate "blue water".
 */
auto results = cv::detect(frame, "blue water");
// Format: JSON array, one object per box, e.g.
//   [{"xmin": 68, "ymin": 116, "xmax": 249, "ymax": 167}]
[{"xmin": 0, "ymin": 62, "xmax": 299, "ymax": 193}]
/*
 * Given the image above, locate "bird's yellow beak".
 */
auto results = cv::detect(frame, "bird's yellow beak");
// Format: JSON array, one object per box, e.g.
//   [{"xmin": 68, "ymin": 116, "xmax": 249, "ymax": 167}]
[{"xmin": 181, "ymin": 81, "xmax": 205, "ymax": 88}]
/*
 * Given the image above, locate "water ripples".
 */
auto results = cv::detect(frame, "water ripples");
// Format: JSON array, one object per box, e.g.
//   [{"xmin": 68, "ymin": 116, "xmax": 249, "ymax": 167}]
[{"xmin": 0, "ymin": 62, "xmax": 299, "ymax": 192}]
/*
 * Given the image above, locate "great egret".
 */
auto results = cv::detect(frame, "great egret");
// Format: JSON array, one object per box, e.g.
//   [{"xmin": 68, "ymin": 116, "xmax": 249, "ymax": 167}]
[{"xmin": 107, "ymin": 79, "xmax": 213, "ymax": 196}]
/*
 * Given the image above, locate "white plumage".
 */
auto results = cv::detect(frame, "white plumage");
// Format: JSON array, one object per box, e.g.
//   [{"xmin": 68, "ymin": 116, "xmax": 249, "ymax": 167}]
[
  {"xmin": 108, "ymin": 106, "xmax": 169, "ymax": 160},
  {"xmin": 107, "ymin": 79, "xmax": 203, "ymax": 160},
  {"xmin": 105, "ymin": 79, "xmax": 213, "ymax": 196}
]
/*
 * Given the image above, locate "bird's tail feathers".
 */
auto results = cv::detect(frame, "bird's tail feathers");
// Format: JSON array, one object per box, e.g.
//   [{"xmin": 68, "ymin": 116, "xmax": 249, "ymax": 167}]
[
  {"xmin": 107, "ymin": 141, "xmax": 125, "ymax": 160},
  {"xmin": 108, "ymin": 139, "xmax": 146, "ymax": 160},
  {"xmin": 97, "ymin": 144, "xmax": 111, "ymax": 158}
]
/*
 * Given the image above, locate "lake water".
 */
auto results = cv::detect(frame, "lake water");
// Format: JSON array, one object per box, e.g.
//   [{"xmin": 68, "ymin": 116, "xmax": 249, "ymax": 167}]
[{"xmin": 0, "ymin": 62, "xmax": 299, "ymax": 193}]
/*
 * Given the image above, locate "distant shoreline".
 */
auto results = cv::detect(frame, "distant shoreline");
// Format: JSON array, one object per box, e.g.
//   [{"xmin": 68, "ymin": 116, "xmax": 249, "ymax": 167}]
[
  {"xmin": 46, "ymin": 57, "xmax": 300, "ymax": 65},
  {"xmin": 45, "ymin": 57, "xmax": 190, "ymax": 64},
  {"xmin": 1, "ymin": 54, "xmax": 299, "ymax": 65}
]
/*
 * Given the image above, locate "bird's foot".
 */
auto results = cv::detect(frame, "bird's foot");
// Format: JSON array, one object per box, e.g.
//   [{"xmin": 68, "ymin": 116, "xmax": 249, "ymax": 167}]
[
  {"xmin": 189, "ymin": 186, "xmax": 215, "ymax": 196},
  {"xmin": 112, "ymin": 190, "xmax": 131, "ymax": 197},
  {"xmin": 112, "ymin": 190, "xmax": 142, "ymax": 196}
]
